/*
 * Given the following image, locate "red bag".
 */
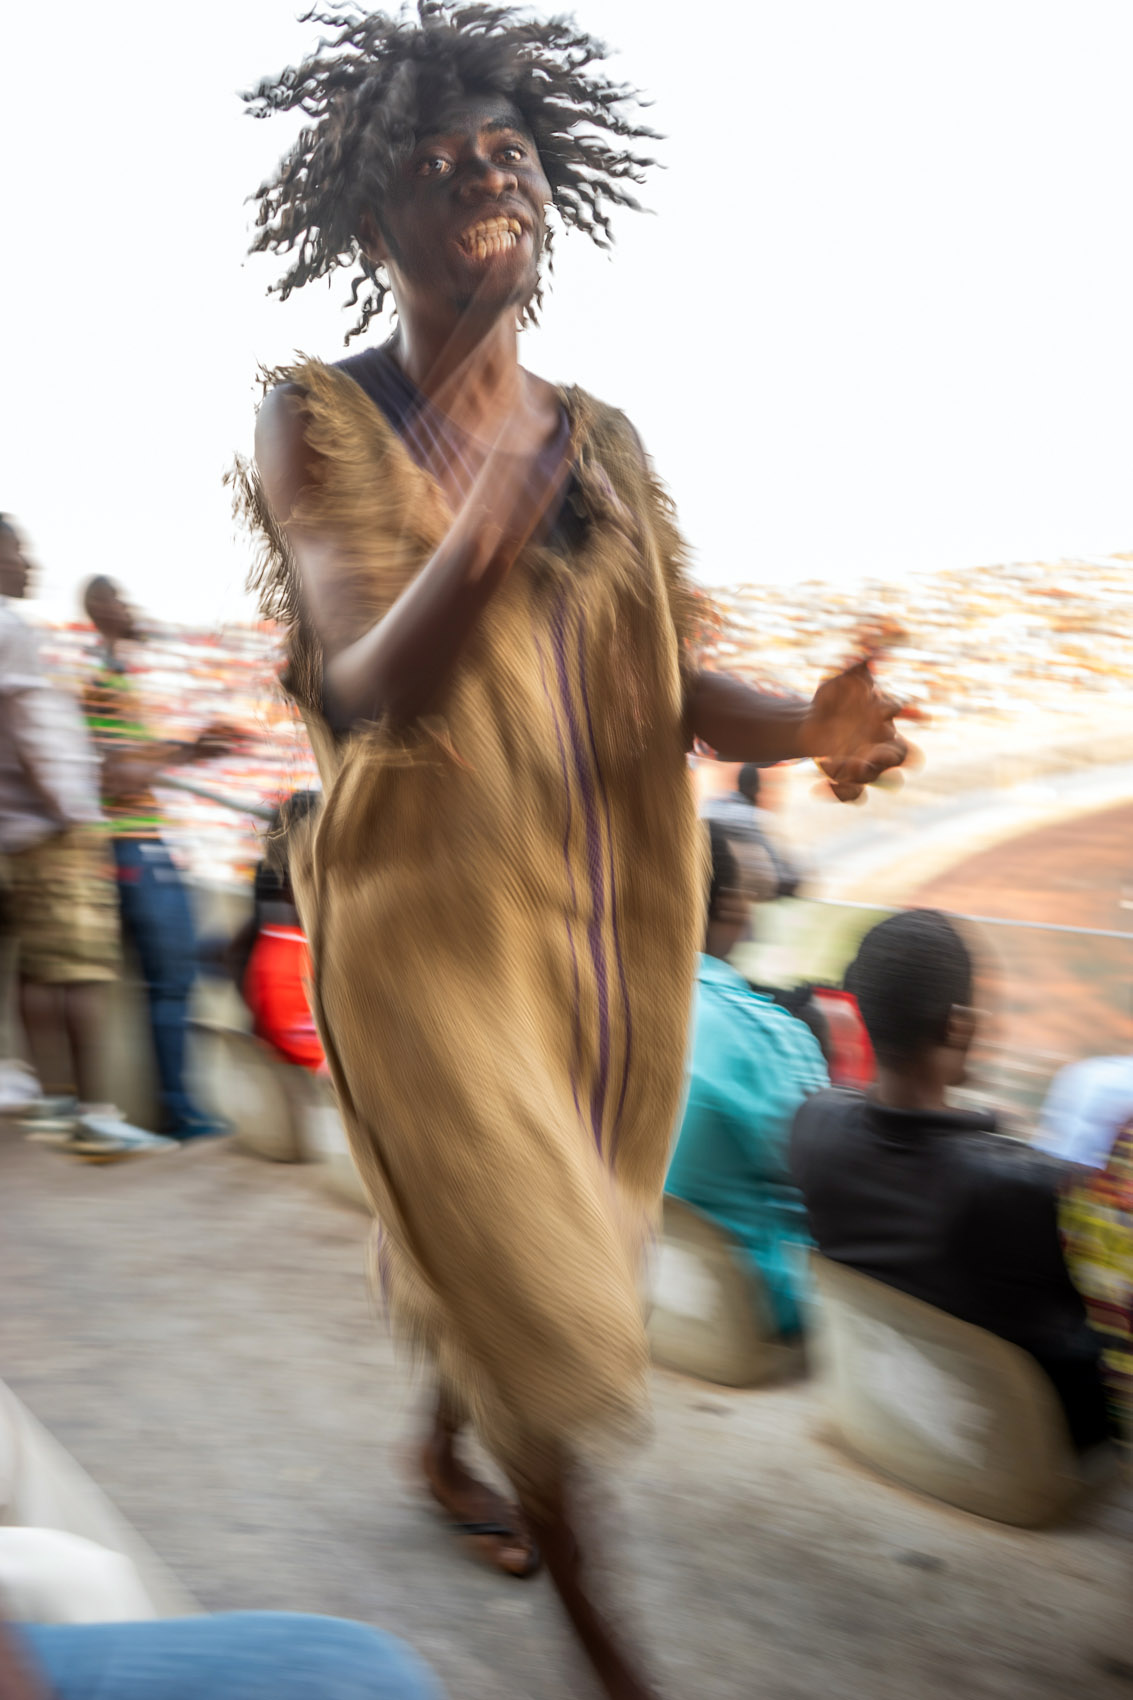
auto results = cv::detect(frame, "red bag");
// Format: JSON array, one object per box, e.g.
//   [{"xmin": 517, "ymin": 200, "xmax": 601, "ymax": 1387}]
[{"xmin": 810, "ymin": 987, "xmax": 875, "ymax": 1090}]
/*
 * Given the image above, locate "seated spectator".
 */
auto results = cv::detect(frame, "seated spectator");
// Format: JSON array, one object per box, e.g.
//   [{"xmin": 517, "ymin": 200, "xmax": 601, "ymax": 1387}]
[
  {"xmin": 666, "ymin": 826, "xmax": 829, "ymax": 1337},
  {"xmin": 3, "ymin": 1612, "xmax": 445, "ymax": 1699},
  {"xmin": 791, "ymin": 908, "xmax": 1113, "ymax": 1453},
  {"xmin": 742, "ymin": 982, "xmax": 876, "ymax": 1091},
  {"xmin": 1036, "ymin": 1052, "xmax": 1133, "ymax": 1171},
  {"xmin": 238, "ymin": 793, "xmax": 325, "ymax": 1073}
]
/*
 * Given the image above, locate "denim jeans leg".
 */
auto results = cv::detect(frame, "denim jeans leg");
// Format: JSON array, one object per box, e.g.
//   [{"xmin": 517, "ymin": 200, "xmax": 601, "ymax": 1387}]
[
  {"xmin": 15, "ymin": 1611, "xmax": 447, "ymax": 1700},
  {"xmin": 113, "ymin": 838, "xmax": 201, "ymax": 1127}
]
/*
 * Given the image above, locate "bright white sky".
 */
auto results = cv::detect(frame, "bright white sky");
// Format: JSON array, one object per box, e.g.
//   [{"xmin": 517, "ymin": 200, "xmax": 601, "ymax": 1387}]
[{"xmin": 3, "ymin": 1, "xmax": 1131, "ymax": 624}]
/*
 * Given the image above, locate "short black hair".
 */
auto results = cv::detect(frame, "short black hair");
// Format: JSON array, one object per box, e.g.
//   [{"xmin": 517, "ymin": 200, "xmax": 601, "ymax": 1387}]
[
  {"xmin": 707, "ymin": 821, "xmax": 739, "ymax": 922},
  {"xmin": 245, "ymin": 2, "xmax": 657, "ymax": 342},
  {"xmin": 82, "ymin": 574, "xmax": 117, "ymax": 611},
  {"xmin": 737, "ymin": 763, "xmax": 761, "ymax": 805},
  {"xmin": 845, "ymin": 909, "xmax": 973, "ymax": 1067}
]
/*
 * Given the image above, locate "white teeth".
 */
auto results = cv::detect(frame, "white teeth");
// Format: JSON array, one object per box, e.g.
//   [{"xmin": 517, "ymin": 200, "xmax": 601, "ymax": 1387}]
[{"xmin": 460, "ymin": 216, "xmax": 522, "ymax": 256}]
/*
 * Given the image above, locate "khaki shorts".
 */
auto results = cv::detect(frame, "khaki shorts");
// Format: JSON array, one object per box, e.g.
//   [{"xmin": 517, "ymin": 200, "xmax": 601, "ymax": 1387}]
[{"xmin": 4, "ymin": 826, "xmax": 121, "ymax": 984}]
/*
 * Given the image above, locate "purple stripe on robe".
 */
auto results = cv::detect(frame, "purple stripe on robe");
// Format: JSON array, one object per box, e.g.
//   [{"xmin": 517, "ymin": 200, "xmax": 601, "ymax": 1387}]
[
  {"xmin": 532, "ymin": 610, "xmax": 584, "ymax": 1128},
  {"xmin": 551, "ymin": 592, "xmax": 611, "ymax": 1156},
  {"xmin": 577, "ymin": 622, "xmax": 635, "ymax": 1166}
]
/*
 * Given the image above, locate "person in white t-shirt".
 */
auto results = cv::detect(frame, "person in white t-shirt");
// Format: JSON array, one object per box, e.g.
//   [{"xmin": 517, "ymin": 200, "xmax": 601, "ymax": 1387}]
[
  {"xmin": 0, "ymin": 516, "xmax": 168, "ymax": 1159},
  {"xmin": 1036, "ymin": 1053, "xmax": 1133, "ymax": 1170}
]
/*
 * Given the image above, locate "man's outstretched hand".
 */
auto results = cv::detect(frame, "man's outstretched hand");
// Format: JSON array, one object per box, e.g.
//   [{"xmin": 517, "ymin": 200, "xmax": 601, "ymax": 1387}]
[{"xmin": 798, "ymin": 659, "xmax": 909, "ymax": 802}]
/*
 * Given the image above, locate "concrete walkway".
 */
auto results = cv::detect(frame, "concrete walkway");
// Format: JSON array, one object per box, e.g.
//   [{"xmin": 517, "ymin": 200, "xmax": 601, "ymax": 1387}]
[{"xmin": 2, "ymin": 1128, "xmax": 1130, "ymax": 1699}]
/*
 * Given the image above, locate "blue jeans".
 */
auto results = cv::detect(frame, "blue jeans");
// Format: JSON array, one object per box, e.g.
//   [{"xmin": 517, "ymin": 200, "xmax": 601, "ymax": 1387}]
[
  {"xmin": 113, "ymin": 838, "xmax": 202, "ymax": 1130},
  {"xmin": 14, "ymin": 1612, "xmax": 445, "ymax": 1700}
]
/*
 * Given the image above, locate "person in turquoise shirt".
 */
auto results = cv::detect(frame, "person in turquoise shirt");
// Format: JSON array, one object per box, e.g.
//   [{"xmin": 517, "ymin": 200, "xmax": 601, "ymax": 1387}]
[{"xmin": 666, "ymin": 823, "xmax": 829, "ymax": 1336}]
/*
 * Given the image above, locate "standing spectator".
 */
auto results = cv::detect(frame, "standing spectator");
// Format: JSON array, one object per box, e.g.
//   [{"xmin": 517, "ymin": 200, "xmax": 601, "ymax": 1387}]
[
  {"xmin": 666, "ymin": 826, "xmax": 828, "ymax": 1338},
  {"xmin": 702, "ymin": 763, "xmax": 803, "ymax": 900},
  {"xmin": 81, "ymin": 576, "xmax": 236, "ymax": 1141},
  {"xmin": 0, "ymin": 518, "xmax": 164, "ymax": 1157}
]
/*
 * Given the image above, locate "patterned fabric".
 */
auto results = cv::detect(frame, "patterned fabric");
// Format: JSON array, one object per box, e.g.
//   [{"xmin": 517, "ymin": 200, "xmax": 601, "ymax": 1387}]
[
  {"xmin": 1061, "ymin": 1119, "xmax": 1133, "ymax": 1453},
  {"xmin": 240, "ymin": 356, "xmax": 705, "ymax": 1502},
  {"xmin": 82, "ymin": 651, "xmax": 163, "ymax": 837},
  {"xmin": 5, "ymin": 825, "xmax": 120, "ymax": 983}
]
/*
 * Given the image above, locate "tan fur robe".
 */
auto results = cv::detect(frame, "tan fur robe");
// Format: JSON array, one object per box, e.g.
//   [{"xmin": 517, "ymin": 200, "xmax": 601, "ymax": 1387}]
[{"xmin": 242, "ymin": 361, "xmax": 705, "ymax": 1498}]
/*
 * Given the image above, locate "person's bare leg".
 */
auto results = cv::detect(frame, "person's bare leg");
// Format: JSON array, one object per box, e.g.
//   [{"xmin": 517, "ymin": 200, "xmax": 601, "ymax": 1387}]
[
  {"xmin": 421, "ymin": 1387, "xmax": 538, "ymax": 1577},
  {"xmin": 59, "ymin": 983, "xmax": 106, "ymax": 1106},
  {"xmin": 17, "ymin": 980, "xmax": 67, "ymax": 1094},
  {"xmin": 521, "ymin": 1460, "xmax": 660, "ymax": 1700}
]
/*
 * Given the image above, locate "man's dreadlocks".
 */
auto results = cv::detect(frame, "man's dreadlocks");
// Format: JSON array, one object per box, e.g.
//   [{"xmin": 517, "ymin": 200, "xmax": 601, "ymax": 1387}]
[{"xmin": 245, "ymin": 2, "xmax": 657, "ymax": 342}]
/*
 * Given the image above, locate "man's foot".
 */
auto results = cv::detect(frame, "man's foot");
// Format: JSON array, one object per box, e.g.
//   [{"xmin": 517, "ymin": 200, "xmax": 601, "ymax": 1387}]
[
  {"xmin": 170, "ymin": 1112, "xmax": 231, "ymax": 1143},
  {"xmin": 61, "ymin": 1109, "xmax": 179, "ymax": 1162},
  {"xmin": 421, "ymin": 1431, "xmax": 540, "ymax": 1579},
  {"xmin": 0, "ymin": 1061, "xmax": 41, "ymax": 1117},
  {"xmin": 20, "ymin": 1095, "xmax": 80, "ymax": 1141}
]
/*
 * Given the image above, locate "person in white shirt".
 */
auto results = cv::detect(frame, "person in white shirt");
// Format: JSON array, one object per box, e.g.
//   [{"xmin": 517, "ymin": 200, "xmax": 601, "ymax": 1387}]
[
  {"xmin": 1035, "ymin": 1053, "xmax": 1133, "ymax": 1170},
  {"xmin": 0, "ymin": 516, "xmax": 168, "ymax": 1158}
]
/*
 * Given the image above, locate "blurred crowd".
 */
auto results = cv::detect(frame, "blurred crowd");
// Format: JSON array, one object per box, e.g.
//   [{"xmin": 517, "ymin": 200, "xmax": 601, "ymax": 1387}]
[
  {"xmin": 705, "ymin": 554, "xmax": 1133, "ymax": 737},
  {"xmin": 16, "ymin": 552, "xmax": 1133, "ymax": 889},
  {"xmin": 2, "ymin": 516, "xmax": 1131, "ymax": 1693},
  {"xmin": 1, "ymin": 512, "xmax": 1131, "ymax": 1464}
]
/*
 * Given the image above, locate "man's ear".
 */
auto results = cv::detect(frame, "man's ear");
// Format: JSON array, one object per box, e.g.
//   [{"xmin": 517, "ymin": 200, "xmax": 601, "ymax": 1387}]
[
  {"xmin": 358, "ymin": 211, "xmax": 388, "ymax": 268},
  {"xmin": 946, "ymin": 1005, "xmax": 977, "ymax": 1053}
]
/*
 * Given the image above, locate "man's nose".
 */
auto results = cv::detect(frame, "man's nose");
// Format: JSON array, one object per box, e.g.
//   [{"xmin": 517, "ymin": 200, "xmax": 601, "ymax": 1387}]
[{"xmin": 458, "ymin": 155, "xmax": 516, "ymax": 201}]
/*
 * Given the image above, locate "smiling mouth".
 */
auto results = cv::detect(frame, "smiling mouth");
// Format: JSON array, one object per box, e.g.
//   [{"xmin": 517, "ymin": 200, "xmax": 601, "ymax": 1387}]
[{"xmin": 457, "ymin": 216, "xmax": 523, "ymax": 259}]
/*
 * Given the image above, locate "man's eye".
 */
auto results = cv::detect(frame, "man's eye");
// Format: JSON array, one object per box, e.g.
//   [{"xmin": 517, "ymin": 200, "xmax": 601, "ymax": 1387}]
[
  {"xmin": 415, "ymin": 156, "xmax": 451, "ymax": 178},
  {"xmin": 498, "ymin": 144, "xmax": 525, "ymax": 164}
]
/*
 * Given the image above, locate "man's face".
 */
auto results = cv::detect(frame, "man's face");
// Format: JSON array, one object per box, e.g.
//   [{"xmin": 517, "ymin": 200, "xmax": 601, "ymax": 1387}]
[
  {"xmin": 88, "ymin": 583, "xmax": 137, "ymax": 642},
  {"xmin": 0, "ymin": 529, "xmax": 30, "ymax": 601},
  {"xmin": 369, "ymin": 92, "xmax": 551, "ymax": 318}
]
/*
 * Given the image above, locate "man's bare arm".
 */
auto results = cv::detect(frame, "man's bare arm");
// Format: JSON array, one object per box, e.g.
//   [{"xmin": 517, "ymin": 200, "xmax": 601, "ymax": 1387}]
[
  {"xmin": 685, "ymin": 671, "xmax": 810, "ymax": 763},
  {"xmin": 255, "ymin": 385, "xmax": 564, "ymax": 728},
  {"xmin": 687, "ymin": 663, "xmax": 907, "ymax": 802},
  {"xmin": 99, "ymin": 728, "xmax": 237, "ymax": 804}
]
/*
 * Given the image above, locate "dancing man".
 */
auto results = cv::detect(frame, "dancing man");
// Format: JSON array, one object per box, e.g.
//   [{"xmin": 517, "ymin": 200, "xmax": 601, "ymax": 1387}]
[{"xmin": 243, "ymin": 8, "xmax": 906, "ymax": 1695}]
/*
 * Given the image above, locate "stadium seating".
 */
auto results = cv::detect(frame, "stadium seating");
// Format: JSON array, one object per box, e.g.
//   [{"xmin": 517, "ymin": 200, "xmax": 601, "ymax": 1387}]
[
  {"xmin": 188, "ymin": 1022, "xmax": 313, "ymax": 1162},
  {"xmin": 647, "ymin": 1195, "xmax": 804, "ymax": 1387},
  {"xmin": 809, "ymin": 1252, "xmax": 1092, "ymax": 1527}
]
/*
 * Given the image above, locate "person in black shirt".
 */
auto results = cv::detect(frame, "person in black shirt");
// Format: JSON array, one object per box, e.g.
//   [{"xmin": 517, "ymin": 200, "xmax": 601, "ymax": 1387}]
[{"xmin": 790, "ymin": 907, "xmax": 1112, "ymax": 1452}]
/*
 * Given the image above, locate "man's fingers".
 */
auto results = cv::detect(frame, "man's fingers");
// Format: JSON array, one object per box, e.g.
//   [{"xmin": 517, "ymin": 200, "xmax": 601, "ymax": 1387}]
[
  {"xmin": 877, "ymin": 733, "xmax": 909, "ymax": 770},
  {"xmin": 819, "ymin": 738, "xmax": 908, "ymax": 789}
]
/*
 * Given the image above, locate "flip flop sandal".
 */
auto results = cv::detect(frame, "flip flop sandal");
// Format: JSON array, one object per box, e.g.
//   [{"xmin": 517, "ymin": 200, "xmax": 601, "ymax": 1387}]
[{"xmin": 449, "ymin": 1518, "xmax": 542, "ymax": 1580}]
